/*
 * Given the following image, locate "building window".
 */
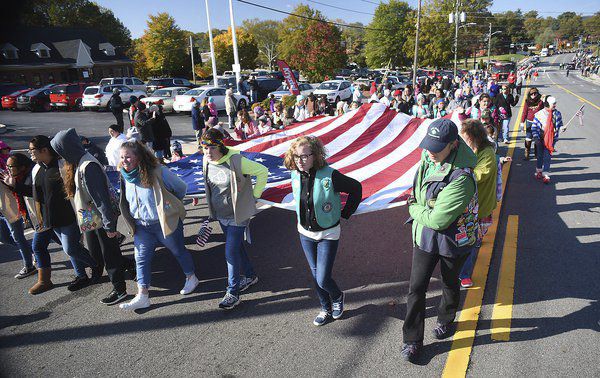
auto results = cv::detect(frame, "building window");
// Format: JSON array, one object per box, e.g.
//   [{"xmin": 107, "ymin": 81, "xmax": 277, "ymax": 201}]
[
  {"xmin": 48, "ymin": 73, "xmax": 55, "ymax": 83},
  {"xmin": 33, "ymin": 74, "xmax": 42, "ymax": 86}
]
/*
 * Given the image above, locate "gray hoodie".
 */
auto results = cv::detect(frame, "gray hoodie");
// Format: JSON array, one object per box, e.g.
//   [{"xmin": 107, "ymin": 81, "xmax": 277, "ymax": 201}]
[{"xmin": 51, "ymin": 128, "xmax": 118, "ymax": 232}]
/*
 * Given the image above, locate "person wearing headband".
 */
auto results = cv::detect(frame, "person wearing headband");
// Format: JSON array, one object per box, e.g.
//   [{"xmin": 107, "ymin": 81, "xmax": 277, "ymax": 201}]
[{"xmin": 201, "ymin": 128, "xmax": 268, "ymax": 310}]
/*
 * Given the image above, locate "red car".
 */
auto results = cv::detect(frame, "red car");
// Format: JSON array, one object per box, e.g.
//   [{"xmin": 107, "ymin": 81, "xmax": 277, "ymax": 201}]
[
  {"xmin": 2, "ymin": 88, "xmax": 33, "ymax": 110},
  {"xmin": 49, "ymin": 82, "xmax": 90, "ymax": 110}
]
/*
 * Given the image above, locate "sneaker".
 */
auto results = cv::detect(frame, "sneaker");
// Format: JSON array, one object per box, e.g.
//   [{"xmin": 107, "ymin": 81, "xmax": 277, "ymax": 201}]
[
  {"xmin": 535, "ymin": 171, "xmax": 543, "ymax": 180},
  {"xmin": 313, "ymin": 310, "xmax": 332, "ymax": 326},
  {"xmin": 432, "ymin": 322, "xmax": 454, "ymax": 339},
  {"xmin": 101, "ymin": 289, "xmax": 128, "ymax": 305},
  {"xmin": 15, "ymin": 266, "xmax": 37, "ymax": 279},
  {"xmin": 401, "ymin": 342, "xmax": 422, "ymax": 363},
  {"xmin": 119, "ymin": 294, "xmax": 150, "ymax": 310},
  {"xmin": 331, "ymin": 292, "xmax": 345, "ymax": 320},
  {"xmin": 542, "ymin": 175, "xmax": 551, "ymax": 184},
  {"xmin": 239, "ymin": 275, "xmax": 259, "ymax": 292},
  {"xmin": 67, "ymin": 275, "xmax": 90, "ymax": 292},
  {"xmin": 460, "ymin": 278, "xmax": 473, "ymax": 288},
  {"xmin": 218, "ymin": 292, "xmax": 241, "ymax": 310},
  {"xmin": 503, "ymin": 139, "xmax": 509, "ymax": 144},
  {"xmin": 180, "ymin": 274, "xmax": 200, "ymax": 295}
]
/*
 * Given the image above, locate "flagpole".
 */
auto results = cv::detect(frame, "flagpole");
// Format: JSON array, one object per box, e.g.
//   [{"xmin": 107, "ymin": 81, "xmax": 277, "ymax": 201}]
[{"xmin": 204, "ymin": 0, "xmax": 218, "ymax": 87}]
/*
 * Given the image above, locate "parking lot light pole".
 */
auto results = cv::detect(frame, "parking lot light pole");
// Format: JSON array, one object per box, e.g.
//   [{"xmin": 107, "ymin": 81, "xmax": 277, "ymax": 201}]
[
  {"xmin": 412, "ymin": 0, "xmax": 422, "ymax": 89},
  {"xmin": 204, "ymin": 0, "xmax": 218, "ymax": 87},
  {"xmin": 487, "ymin": 23, "xmax": 502, "ymax": 65}
]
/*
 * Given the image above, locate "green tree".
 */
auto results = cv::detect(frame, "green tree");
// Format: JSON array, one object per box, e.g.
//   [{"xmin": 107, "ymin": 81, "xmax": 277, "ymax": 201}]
[
  {"xmin": 535, "ymin": 26, "xmax": 557, "ymax": 47},
  {"xmin": 493, "ymin": 10, "xmax": 527, "ymax": 53},
  {"xmin": 278, "ymin": 5, "xmax": 347, "ymax": 81},
  {"xmin": 584, "ymin": 12, "xmax": 600, "ymax": 40},
  {"xmin": 365, "ymin": 0, "xmax": 413, "ymax": 68},
  {"xmin": 242, "ymin": 19, "xmax": 281, "ymax": 70},
  {"xmin": 140, "ymin": 13, "xmax": 188, "ymax": 77},
  {"xmin": 335, "ymin": 21, "xmax": 367, "ymax": 67},
  {"xmin": 557, "ymin": 12, "xmax": 584, "ymax": 41},
  {"xmin": 213, "ymin": 27, "xmax": 259, "ymax": 73}
]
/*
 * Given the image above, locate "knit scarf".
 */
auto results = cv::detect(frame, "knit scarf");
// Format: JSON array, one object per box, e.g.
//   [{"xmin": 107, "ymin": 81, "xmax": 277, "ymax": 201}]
[
  {"xmin": 120, "ymin": 167, "xmax": 140, "ymax": 184},
  {"xmin": 543, "ymin": 110, "xmax": 556, "ymax": 155}
]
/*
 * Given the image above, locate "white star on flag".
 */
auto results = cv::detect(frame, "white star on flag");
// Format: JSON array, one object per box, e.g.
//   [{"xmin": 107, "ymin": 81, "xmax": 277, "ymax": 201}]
[
  {"xmin": 189, "ymin": 159, "xmax": 200, "ymax": 164},
  {"xmin": 255, "ymin": 157, "xmax": 266, "ymax": 162},
  {"xmin": 170, "ymin": 166, "xmax": 180, "ymax": 171}
]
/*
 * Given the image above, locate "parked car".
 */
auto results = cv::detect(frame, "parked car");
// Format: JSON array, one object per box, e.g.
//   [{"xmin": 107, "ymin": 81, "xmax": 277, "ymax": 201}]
[
  {"xmin": 0, "ymin": 83, "xmax": 30, "ymax": 97},
  {"xmin": 173, "ymin": 86, "xmax": 248, "ymax": 113},
  {"xmin": 313, "ymin": 80, "xmax": 353, "ymax": 103},
  {"xmin": 268, "ymin": 83, "xmax": 314, "ymax": 101},
  {"xmin": 82, "ymin": 84, "xmax": 146, "ymax": 111},
  {"xmin": 250, "ymin": 70, "xmax": 270, "ymax": 77},
  {"xmin": 98, "ymin": 77, "xmax": 147, "ymax": 92},
  {"xmin": 253, "ymin": 78, "xmax": 282, "ymax": 102},
  {"xmin": 216, "ymin": 76, "xmax": 238, "ymax": 89},
  {"xmin": 139, "ymin": 87, "xmax": 190, "ymax": 113},
  {"xmin": 146, "ymin": 78, "xmax": 196, "ymax": 94},
  {"xmin": 16, "ymin": 84, "xmax": 58, "ymax": 111},
  {"xmin": 268, "ymin": 70, "xmax": 300, "ymax": 82},
  {"xmin": 49, "ymin": 82, "xmax": 90, "ymax": 110},
  {"xmin": 2, "ymin": 88, "xmax": 33, "ymax": 110}
]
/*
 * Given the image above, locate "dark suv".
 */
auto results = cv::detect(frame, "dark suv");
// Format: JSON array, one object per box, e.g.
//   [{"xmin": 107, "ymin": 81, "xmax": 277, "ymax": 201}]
[
  {"xmin": 255, "ymin": 78, "xmax": 282, "ymax": 102},
  {"xmin": 146, "ymin": 78, "xmax": 196, "ymax": 94}
]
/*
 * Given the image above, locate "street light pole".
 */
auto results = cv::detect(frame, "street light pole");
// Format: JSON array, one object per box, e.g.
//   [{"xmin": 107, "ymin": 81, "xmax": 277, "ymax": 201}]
[
  {"xmin": 228, "ymin": 0, "xmax": 242, "ymax": 94},
  {"xmin": 453, "ymin": 0, "xmax": 460, "ymax": 77},
  {"xmin": 412, "ymin": 0, "xmax": 422, "ymax": 89},
  {"xmin": 487, "ymin": 23, "xmax": 492, "ymax": 65},
  {"xmin": 189, "ymin": 35, "xmax": 196, "ymax": 83}
]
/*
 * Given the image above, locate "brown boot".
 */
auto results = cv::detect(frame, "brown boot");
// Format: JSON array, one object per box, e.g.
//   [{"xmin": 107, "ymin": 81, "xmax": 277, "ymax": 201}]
[
  {"xmin": 524, "ymin": 141, "xmax": 531, "ymax": 160},
  {"xmin": 29, "ymin": 268, "xmax": 54, "ymax": 295}
]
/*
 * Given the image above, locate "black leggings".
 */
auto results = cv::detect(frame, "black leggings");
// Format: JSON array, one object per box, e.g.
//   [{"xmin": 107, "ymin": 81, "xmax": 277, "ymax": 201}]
[
  {"xmin": 403, "ymin": 246, "xmax": 468, "ymax": 343},
  {"xmin": 84, "ymin": 228, "xmax": 129, "ymax": 292}
]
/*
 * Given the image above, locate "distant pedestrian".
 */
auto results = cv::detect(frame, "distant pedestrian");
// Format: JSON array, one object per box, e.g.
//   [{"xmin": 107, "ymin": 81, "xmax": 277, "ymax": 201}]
[
  {"xmin": 225, "ymin": 89, "xmax": 237, "ymax": 129},
  {"xmin": 134, "ymin": 102, "xmax": 156, "ymax": 147},
  {"xmin": 248, "ymin": 75, "xmax": 258, "ymax": 104},
  {"xmin": 109, "ymin": 88, "xmax": 124, "ymax": 133},
  {"xmin": 284, "ymin": 136, "xmax": 362, "ymax": 326},
  {"xmin": 494, "ymin": 85, "xmax": 518, "ymax": 144},
  {"xmin": 80, "ymin": 136, "xmax": 108, "ymax": 166},
  {"xmin": 191, "ymin": 100, "xmax": 205, "ymax": 142}
]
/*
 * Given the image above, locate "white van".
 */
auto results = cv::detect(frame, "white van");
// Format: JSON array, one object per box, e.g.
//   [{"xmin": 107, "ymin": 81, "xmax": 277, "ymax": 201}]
[
  {"xmin": 98, "ymin": 77, "xmax": 147, "ymax": 92},
  {"xmin": 540, "ymin": 48, "xmax": 548, "ymax": 57}
]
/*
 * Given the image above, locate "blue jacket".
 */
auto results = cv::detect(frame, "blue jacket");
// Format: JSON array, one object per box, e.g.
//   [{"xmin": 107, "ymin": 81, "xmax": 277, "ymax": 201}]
[{"xmin": 191, "ymin": 105, "xmax": 204, "ymax": 131}]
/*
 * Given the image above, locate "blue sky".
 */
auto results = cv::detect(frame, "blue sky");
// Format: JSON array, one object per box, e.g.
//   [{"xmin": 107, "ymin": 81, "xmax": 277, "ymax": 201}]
[{"xmin": 95, "ymin": 0, "xmax": 599, "ymax": 38}]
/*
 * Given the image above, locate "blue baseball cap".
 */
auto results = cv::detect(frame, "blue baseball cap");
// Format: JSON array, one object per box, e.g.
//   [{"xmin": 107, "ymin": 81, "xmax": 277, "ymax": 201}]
[{"xmin": 419, "ymin": 118, "xmax": 458, "ymax": 153}]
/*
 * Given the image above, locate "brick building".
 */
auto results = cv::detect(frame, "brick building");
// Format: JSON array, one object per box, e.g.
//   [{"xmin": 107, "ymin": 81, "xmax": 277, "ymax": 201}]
[{"xmin": 0, "ymin": 27, "xmax": 134, "ymax": 87}]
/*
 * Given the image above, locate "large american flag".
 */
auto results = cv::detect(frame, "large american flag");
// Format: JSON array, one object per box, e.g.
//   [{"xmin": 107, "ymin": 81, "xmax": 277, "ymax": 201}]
[{"xmin": 108, "ymin": 103, "xmax": 461, "ymax": 215}]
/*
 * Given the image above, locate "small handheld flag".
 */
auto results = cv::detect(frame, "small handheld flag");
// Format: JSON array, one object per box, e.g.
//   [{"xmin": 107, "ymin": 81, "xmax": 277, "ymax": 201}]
[{"xmin": 196, "ymin": 219, "xmax": 213, "ymax": 247}]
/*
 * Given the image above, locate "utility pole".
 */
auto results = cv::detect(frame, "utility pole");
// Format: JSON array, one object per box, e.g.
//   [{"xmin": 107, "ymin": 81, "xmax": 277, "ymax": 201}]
[
  {"xmin": 228, "ymin": 0, "xmax": 242, "ymax": 94},
  {"xmin": 412, "ymin": 0, "xmax": 422, "ymax": 89},
  {"xmin": 189, "ymin": 35, "xmax": 196, "ymax": 83},
  {"xmin": 204, "ymin": 0, "xmax": 218, "ymax": 87}
]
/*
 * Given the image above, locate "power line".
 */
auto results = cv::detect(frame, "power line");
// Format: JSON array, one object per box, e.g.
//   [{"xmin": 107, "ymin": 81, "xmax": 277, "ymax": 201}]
[
  {"xmin": 305, "ymin": 0, "xmax": 375, "ymax": 16},
  {"xmin": 236, "ymin": 0, "xmax": 386, "ymax": 31},
  {"xmin": 357, "ymin": 0, "xmax": 382, "ymax": 5}
]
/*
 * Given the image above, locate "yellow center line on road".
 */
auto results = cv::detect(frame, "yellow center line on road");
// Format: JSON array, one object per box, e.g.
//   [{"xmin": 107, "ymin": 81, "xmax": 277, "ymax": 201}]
[
  {"xmin": 490, "ymin": 215, "xmax": 519, "ymax": 341},
  {"xmin": 546, "ymin": 70, "xmax": 600, "ymax": 111},
  {"xmin": 442, "ymin": 84, "xmax": 526, "ymax": 378}
]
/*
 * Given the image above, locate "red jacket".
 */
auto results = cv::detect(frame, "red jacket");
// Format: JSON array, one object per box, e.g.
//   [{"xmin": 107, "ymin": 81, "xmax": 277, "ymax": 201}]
[{"xmin": 521, "ymin": 101, "xmax": 543, "ymax": 123}]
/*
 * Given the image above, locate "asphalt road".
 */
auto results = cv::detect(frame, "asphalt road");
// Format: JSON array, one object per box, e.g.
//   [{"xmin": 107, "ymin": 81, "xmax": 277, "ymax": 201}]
[{"xmin": 0, "ymin": 54, "xmax": 598, "ymax": 376}]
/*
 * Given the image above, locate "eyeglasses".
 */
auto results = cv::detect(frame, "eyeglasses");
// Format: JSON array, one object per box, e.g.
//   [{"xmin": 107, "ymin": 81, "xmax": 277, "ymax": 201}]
[
  {"xmin": 6, "ymin": 165, "xmax": 18, "ymax": 168},
  {"xmin": 292, "ymin": 153, "xmax": 313, "ymax": 162}
]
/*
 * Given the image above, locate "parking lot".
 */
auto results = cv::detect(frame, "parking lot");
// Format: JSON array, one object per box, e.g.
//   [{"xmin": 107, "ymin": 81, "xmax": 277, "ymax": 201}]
[{"xmin": 0, "ymin": 108, "xmax": 228, "ymax": 152}]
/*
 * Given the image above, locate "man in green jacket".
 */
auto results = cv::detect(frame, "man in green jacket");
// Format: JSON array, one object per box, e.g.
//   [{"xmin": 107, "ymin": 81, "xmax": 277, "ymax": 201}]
[{"xmin": 402, "ymin": 118, "xmax": 478, "ymax": 363}]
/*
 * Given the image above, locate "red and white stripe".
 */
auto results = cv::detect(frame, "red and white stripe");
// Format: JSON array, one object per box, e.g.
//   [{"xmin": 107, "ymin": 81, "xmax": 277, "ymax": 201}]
[{"xmin": 231, "ymin": 103, "xmax": 458, "ymax": 215}]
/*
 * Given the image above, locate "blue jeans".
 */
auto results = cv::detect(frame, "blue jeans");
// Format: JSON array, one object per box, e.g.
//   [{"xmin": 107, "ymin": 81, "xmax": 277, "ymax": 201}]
[
  {"xmin": 133, "ymin": 221, "xmax": 195, "ymax": 289},
  {"xmin": 32, "ymin": 229, "xmax": 61, "ymax": 269},
  {"xmin": 459, "ymin": 246, "xmax": 479, "ymax": 280},
  {"xmin": 0, "ymin": 216, "xmax": 15, "ymax": 245},
  {"xmin": 220, "ymin": 222, "xmax": 255, "ymax": 296},
  {"xmin": 54, "ymin": 222, "xmax": 97, "ymax": 278},
  {"xmin": 501, "ymin": 117, "xmax": 511, "ymax": 141},
  {"xmin": 534, "ymin": 139, "xmax": 552, "ymax": 173},
  {"xmin": 298, "ymin": 234, "xmax": 342, "ymax": 311},
  {"xmin": 0, "ymin": 217, "xmax": 33, "ymax": 268}
]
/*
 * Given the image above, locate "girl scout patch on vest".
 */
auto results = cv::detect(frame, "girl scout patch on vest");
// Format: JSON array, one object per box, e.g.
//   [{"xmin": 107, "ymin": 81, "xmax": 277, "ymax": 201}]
[
  {"xmin": 322, "ymin": 202, "xmax": 333, "ymax": 213},
  {"xmin": 322, "ymin": 177, "xmax": 331, "ymax": 190}
]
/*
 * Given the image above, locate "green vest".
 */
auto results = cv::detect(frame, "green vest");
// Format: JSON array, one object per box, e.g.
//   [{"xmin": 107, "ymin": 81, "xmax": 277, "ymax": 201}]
[{"xmin": 291, "ymin": 166, "xmax": 341, "ymax": 229}]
